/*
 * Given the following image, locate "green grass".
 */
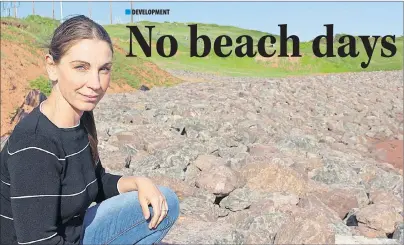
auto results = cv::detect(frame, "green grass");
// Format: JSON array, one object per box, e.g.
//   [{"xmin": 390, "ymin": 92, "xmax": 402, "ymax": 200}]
[
  {"xmin": 1, "ymin": 15, "xmax": 59, "ymax": 48},
  {"xmin": 105, "ymin": 20, "xmax": 403, "ymax": 77},
  {"xmin": 29, "ymin": 76, "xmax": 52, "ymax": 96},
  {"xmin": 2, "ymin": 15, "xmax": 403, "ymax": 83}
]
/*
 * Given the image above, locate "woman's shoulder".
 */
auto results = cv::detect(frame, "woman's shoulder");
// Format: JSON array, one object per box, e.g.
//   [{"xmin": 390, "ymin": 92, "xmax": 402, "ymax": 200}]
[
  {"xmin": 10, "ymin": 105, "xmax": 41, "ymax": 135},
  {"xmin": 6, "ymin": 132, "xmax": 60, "ymax": 158},
  {"xmin": 6, "ymin": 108, "xmax": 61, "ymax": 157}
]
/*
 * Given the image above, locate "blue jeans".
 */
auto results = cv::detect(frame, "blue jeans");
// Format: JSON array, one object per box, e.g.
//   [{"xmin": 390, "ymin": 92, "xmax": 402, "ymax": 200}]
[{"xmin": 79, "ymin": 186, "xmax": 180, "ymax": 245}]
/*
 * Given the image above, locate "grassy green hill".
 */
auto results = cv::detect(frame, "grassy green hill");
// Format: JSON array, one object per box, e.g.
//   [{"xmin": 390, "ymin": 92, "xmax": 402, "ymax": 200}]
[
  {"xmin": 107, "ymin": 20, "xmax": 403, "ymax": 77},
  {"xmin": 2, "ymin": 15, "xmax": 403, "ymax": 80}
]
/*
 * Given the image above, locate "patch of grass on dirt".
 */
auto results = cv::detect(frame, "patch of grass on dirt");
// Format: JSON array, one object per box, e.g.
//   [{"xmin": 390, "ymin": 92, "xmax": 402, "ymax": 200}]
[
  {"xmin": 29, "ymin": 76, "xmax": 52, "ymax": 96},
  {"xmin": 2, "ymin": 16, "xmax": 60, "ymax": 54},
  {"xmin": 21, "ymin": 15, "xmax": 59, "ymax": 47},
  {"xmin": 0, "ymin": 29, "xmax": 16, "ymax": 42}
]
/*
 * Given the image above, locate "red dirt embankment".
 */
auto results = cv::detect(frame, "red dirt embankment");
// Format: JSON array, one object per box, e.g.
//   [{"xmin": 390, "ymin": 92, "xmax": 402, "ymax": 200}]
[{"xmin": 0, "ymin": 26, "xmax": 179, "ymax": 137}]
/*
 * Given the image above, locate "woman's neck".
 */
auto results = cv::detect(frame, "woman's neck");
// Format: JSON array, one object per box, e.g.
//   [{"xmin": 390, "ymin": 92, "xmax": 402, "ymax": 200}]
[{"xmin": 40, "ymin": 88, "xmax": 83, "ymax": 129}]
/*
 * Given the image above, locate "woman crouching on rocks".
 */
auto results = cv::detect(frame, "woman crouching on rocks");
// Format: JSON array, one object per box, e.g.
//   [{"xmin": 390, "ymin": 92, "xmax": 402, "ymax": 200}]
[{"xmin": 0, "ymin": 15, "xmax": 179, "ymax": 245}]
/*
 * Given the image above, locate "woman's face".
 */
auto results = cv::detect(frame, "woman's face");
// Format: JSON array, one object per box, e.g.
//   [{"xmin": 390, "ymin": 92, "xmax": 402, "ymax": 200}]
[{"xmin": 47, "ymin": 39, "xmax": 113, "ymax": 112}]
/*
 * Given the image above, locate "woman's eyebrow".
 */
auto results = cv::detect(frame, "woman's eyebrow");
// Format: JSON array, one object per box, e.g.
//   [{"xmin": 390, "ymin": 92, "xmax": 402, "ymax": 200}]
[
  {"xmin": 70, "ymin": 60, "xmax": 88, "ymax": 64},
  {"xmin": 70, "ymin": 60, "xmax": 112, "ymax": 66}
]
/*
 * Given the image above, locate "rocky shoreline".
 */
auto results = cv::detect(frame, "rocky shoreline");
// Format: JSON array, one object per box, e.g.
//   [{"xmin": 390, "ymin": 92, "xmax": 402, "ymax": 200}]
[{"xmin": 93, "ymin": 70, "xmax": 403, "ymax": 244}]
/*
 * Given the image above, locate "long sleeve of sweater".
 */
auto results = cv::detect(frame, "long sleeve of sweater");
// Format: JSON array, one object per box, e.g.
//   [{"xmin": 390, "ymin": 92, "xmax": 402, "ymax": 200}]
[
  {"xmin": 7, "ymin": 135, "xmax": 78, "ymax": 245},
  {"xmin": 94, "ymin": 158, "xmax": 122, "ymax": 203}
]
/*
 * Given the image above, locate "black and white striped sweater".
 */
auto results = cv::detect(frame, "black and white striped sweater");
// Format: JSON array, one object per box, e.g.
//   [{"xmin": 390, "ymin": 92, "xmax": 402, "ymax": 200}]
[{"xmin": 0, "ymin": 104, "xmax": 123, "ymax": 245}]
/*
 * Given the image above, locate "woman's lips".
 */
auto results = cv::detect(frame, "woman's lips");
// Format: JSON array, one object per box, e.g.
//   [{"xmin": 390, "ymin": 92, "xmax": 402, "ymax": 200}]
[{"xmin": 80, "ymin": 93, "xmax": 98, "ymax": 102}]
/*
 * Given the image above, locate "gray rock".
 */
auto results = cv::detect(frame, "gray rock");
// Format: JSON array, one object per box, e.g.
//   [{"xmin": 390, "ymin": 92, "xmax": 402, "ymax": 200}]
[
  {"xmin": 193, "ymin": 154, "xmax": 227, "ymax": 171},
  {"xmin": 228, "ymin": 152, "xmax": 250, "ymax": 170},
  {"xmin": 274, "ymin": 210, "xmax": 336, "ymax": 245},
  {"xmin": 241, "ymin": 212, "xmax": 289, "ymax": 244},
  {"xmin": 311, "ymin": 158, "xmax": 361, "ymax": 187},
  {"xmin": 162, "ymin": 217, "xmax": 244, "ymax": 244},
  {"xmin": 393, "ymin": 222, "xmax": 404, "ymax": 244},
  {"xmin": 219, "ymin": 187, "xmax": 255, "ymax": 211},
  {"xmin": 184, "ymin": 164, "xmax": 200, "ymax": 186},
  {"xmin": 195, "ymin": 165, "xmax": 245, "ymax": 197},
  {"xmin": 355, "ymin": 203, "xmax": 402, "ymax": 234},
  {"xmin": 335, "ymin": 234, "xmax": 399, "ymax": 244},
  {"xmin": 179, "ymin": 197, "xmax": 221, "ymax": 222}
]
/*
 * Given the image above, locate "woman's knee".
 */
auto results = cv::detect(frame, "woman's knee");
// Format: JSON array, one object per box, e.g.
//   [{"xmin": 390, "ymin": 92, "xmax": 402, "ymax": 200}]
[{"xmin": 157, "ymin": 186, "xmax": 180, "ymax": 221}]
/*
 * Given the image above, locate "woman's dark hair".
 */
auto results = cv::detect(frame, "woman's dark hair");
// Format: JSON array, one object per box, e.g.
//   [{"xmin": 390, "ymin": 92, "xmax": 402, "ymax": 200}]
[{"xmin": 45, "ymin": 15, "xmax": 114, "ymax": 168}]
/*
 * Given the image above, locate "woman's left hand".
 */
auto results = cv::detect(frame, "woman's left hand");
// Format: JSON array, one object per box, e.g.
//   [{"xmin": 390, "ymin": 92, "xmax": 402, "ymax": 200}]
[{"xmin": 135, "ymin": 177, "xmax": 169, "ymax": 229}]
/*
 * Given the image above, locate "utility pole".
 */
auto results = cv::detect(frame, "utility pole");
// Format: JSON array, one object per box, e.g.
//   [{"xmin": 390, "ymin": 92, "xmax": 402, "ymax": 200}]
[
  {"xmin": 52, "ymin": 0, "xmax": 54, "ymax": 20},
  {"xmin": 4, "ymin": 2, "xmax": 9, "ymax": 17},
  {"xmin": 32, "ymin": 1, "xmax": 35, "ymax": 15},
  {"xmin": 13, "ymin": 1, "xmax": 16, "ymax": 18},
  {"xmin": 109, "ymin": 1, "xmax": 112, "ymax": 24},
  {"xmin": 130, "ymin": 1, "xmax": 133, "ymax": 23},
  {"xmin": 60, "ymin": 1, "xmax": 63, "ymax": 23},
  {"xmin": 89, "ymin": 1, "xmax": 91, "ymax": 18}
]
